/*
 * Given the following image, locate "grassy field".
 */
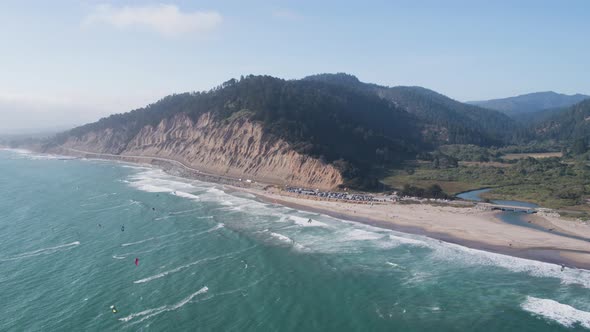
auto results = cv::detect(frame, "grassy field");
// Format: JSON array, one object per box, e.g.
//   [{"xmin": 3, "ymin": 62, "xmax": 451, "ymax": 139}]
[
  {"xmin": 502, "ymin": 152, "xmax": 563, "ymax": 160},
  {"xmin": 381, "ymin": 157, "xmax": 590, "ymax": 210},
  {"xmin": 382, "ymin": 172, "xmax": 486, "ymax": 195}
]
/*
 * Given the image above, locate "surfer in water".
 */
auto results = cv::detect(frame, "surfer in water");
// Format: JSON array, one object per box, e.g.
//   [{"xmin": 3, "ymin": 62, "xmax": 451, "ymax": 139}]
[
  {"xmin": 135, "ymin": 258, "xmax": 139, "ymax": 266},
  {"xmin": 561, "ymin": 264, "xmax": 566, "ymax": 272},
  {"xmin": 110, "ymin": 305, "xmax": 118, "ymax": 313},
  {"xmin": 121, "ymin": 225, "xmax": 125, "ymax": 232},
  {"xmin": 308, "ymin": 218, "xmax": 312, "ymax": 224}
]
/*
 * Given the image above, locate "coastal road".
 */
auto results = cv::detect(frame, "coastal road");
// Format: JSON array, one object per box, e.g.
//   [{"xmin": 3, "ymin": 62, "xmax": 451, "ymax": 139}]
[{"xmin": 62, "ymin": 147, "xmax": 245, "ymax": 184}]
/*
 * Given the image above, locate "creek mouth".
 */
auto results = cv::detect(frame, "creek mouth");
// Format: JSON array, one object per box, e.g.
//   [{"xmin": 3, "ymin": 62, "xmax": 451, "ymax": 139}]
[{"xmin": 457, "ymin": 189, "xmax": 590, "ymax": 243}]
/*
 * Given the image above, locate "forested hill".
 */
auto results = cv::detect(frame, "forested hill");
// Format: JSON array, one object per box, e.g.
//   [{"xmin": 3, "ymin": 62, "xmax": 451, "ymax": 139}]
[
  {"xmin": 304, "ymin": 73, "xmax": 525, "ymax": 146},
  {"xmin": 50, "ymin": 75, "xmax": 430, "ymax": 187},
  {"xmin": 534, "ymin": 99, "xmax": 590, "ymax": 143},
  {"xmin": 468, "ymin": 91, "xmax": 589, "ymax": 117},
  {"xmin": 48, "ymin": 73, "xmax": 553, "ymax": 189}
]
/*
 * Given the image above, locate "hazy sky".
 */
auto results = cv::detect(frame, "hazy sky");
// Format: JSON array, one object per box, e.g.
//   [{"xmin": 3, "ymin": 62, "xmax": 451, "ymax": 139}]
[{"xmin": 1, "ymin": 0, "xmax": 589, "ymax": 132}]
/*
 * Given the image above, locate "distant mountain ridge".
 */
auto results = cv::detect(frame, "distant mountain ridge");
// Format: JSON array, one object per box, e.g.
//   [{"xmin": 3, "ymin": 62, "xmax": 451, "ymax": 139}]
[
  {"xmin": 468, "ymin": 91, "xmax": 589, "ymax": 117},
  {"xmin": 534, "ymin": 99, "xmax": 590, "ymax": 142},
  {"xmin": 305, "ymin": 73, "xmax": 525, "ymax": 146}
]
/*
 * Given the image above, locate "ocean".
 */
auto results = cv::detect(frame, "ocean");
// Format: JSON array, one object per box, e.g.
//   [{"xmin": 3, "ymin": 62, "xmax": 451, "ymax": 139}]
[{"xmin": 0, "ymin": 149, "xmax": 589, "ymax": 331}]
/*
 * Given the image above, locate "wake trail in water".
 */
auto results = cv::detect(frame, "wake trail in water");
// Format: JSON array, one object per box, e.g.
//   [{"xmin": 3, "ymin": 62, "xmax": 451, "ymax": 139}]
[
  {"xmin": 86, "ymin": 193, "xmax": 115, "ymax": 200},
  {"xmin": 133, "ymin": 242, "xmax": 253, "ymax": 284},
  {"xmin": 116, "ymin": 224, "xmax": 225, "ymax": 259},
  {"xmin": 83, "ymin": 201, "xmax": 137, "ymax": 212},
  {"xmin": 168, "ymin": 208, "xmax": 202, "ymax": 216},
  {"xmin": 121, "ymin": 238, "xmax": 155, "ymax": 247},
  {"xmin": 0, "ymin": 241, "xmax": 80, "ymax": 262},
  {"xmin": 120, "ymin": 286, "xmax": 208, "ymax": 323},
  {"xmin": 121, "ymin": 231, "xmax": 179, "ymax": 247}
]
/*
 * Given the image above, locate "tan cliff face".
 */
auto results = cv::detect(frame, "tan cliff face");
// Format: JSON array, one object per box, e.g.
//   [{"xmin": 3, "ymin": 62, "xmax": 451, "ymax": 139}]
[{"xmin": 60, "ymin": 113, "xmax": 343, "ymax": 190}]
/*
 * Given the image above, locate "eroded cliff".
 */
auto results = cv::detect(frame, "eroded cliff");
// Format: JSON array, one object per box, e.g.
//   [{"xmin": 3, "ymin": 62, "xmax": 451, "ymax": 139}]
[{"xmin": 59, "ymin": 112, "xmax": 343, "ymax": 190}]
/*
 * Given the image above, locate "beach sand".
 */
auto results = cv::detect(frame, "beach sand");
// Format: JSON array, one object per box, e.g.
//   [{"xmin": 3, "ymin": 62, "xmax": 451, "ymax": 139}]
[{"xmin": 239, "ymin": 187, "xmax": 590, "ymax": 269}]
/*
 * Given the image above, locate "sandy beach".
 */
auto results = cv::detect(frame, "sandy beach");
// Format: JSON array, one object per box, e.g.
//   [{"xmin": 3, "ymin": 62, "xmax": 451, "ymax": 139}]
[{"xmin": 239, "ymin": 186, "xmax": 590, "ymax": 269}]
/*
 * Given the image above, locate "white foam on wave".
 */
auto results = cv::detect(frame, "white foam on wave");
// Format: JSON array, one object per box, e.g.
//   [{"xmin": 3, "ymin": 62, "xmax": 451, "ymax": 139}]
[
  {"xmin": 269, "ymin": 232, "xmax": 293, "ymax": 244},
  {"xmin": 206, "ymin": 187, "xmax": 225, "ymax": 195},
  {"xmin": 521, "ymin": 296, "xmax": 590, "ymax": 329},
  {"xmin": 344, "ymin": 229, "xmax": 384, "ymax": 241},
  {"xmin": 427, "ymin": 241, "xmax": 590, "ymax": 289},
  {"xmin": 120, "ymin": 286, "xmax": 208, "ymax": 323},
  {"xmin": 0, "ymin": 241, "xmax": 80, "ymax": 261},
  {"xmin": 127, "ymin": 170, "xmax": 284, "ymax": 219},
  {"xmin": 386, "ymin": 261, "xmax": 402, "ymax": 268},
  {"xmin": 310, "ymin": 218, "xmax": 590, "ymax": 289},
  {"xmin": 120, "ymin": 165, "xmax": 150, "ymax": 170},
  {"xmin": 388, "ymin": 234, "xmax": 428, "ymax": 246},
  {"xmin": 134, "ymin": 184, "xmax": 174, "ymax": 193},
  {"xmin": 290, "ymin": 216, "xmax": 328, "ymax": 228},
  {"xmin": 172, "ymin": 191, "xmax": 200, "ymax": 201},
  {"xmin": 199, "ymin": 187, "xmax": 238, "ymax": 206},
  {"xmin": 1, "ymin": 148, "xmax": 75, "ymax": 160},
  {"xmin": 127, "ymin": 169, "xmax": 196, "ymax": 193}
]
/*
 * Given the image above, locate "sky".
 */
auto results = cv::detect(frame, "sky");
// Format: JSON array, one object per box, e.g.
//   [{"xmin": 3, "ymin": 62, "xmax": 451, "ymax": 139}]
[{"xmin": 1, "ymin": 0, "xmax": 589, "ymax": 132}]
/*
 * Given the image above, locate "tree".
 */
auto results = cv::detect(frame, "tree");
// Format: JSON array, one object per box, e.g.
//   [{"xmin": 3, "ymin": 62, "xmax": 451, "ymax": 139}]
[
  {"xmin": 425, "ymin": 184, "xmax": 445, "ymax": 198},
  {"xmin": 571, "ymin": 138, "xmax": 587, "ymax": 155}
]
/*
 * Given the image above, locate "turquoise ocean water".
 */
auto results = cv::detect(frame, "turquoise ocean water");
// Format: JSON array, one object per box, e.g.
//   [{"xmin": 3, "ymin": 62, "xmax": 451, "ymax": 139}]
[{"xmin": 0, "ymin": 149, "xmax": 589, "ymax": 331}]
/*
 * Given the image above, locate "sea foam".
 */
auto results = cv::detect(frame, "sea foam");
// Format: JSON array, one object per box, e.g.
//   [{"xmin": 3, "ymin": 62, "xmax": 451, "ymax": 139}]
[
  {"xmin": 521, "ymin": 296, "xmax": 590, "ymax": 329},
  {"xmin": 289, "ymin": 216, "xmax": 328, "ymax": 227}
]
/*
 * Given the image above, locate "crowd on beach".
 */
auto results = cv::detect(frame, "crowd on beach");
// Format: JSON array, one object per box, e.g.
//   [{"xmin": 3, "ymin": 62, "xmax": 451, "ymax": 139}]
[
  {"xmin": 284, "ymin": 186, "xmax": 462, "ymax": 206},
  {"xmin": 285, "ymin": 187, "xmax": 390, "ymax": 203}
]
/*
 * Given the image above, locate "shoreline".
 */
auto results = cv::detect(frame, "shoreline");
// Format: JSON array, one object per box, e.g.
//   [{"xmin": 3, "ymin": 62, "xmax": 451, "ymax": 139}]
[
  {"xmin": 8, "ymin": 147, "xmax": 590, "ymax": 270},
  {"xmin": 240, "ymin": 187, "xmax": 590, "ymax": 270}
]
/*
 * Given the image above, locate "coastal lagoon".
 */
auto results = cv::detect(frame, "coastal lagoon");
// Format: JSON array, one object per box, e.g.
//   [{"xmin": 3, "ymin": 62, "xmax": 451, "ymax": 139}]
[{"xmin": 1, "ymin": 149, "xmax": 589, "ymax": 331}]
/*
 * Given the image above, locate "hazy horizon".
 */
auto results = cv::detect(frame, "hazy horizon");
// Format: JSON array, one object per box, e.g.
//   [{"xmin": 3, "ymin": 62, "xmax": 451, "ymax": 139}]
[{"xmin": 1, "ymin": 0, "xmax": 589, "ymax": 131}]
